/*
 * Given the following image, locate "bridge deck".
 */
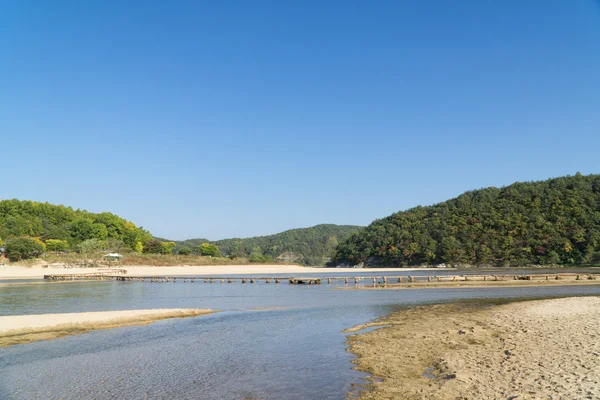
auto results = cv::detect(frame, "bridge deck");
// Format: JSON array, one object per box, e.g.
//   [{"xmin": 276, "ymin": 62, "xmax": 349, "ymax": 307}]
[{"xmin": 42, "ymin": 272, "xmax": 599, "ymax": 285}]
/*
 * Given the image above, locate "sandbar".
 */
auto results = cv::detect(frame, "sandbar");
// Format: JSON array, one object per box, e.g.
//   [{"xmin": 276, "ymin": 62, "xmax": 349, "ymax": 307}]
[
  {"xmin": 347, "ymin": 297, "xmax": 600, "ymax": 399},
  {"xmin": 0, "ymin": 309, "xmax": 213, "ymax": 348}
]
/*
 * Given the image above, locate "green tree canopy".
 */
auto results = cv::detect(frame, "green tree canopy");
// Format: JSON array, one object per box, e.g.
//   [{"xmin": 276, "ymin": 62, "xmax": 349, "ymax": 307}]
[
  {"xmin": 200, "ymin": 243, "xmax": 220, "ymax": 257},
  {"xmin": 178, "ymin": 247, "xmax": 191, "ymax": 255},
  {"xmin": 0, "ymin": 200, "xmax": 152, "ymax": 252},
  {"xmin": 249, "ymin": 246, "xmax": 265, "ymax": 263},
  {"xmin": 78, "ymin": 238, "xmax": 107, "ymax": 254},
  {"xmin": 143, "ymin": 239, "xmax": 164, "ymax": 254},
  {"xmin": 5, "ymin": 237, "xmax": 45, "ymax": 261},
  {"xmin": 45, "ymin": 239, "xmax": 69, "ymax": 253},
  {"xmin": 331, "ymin": 174, "xmax": 600, "ymax": 267},
  {"xmin": 160, "ymin": 241, "xmax": 176, "ymax": 255},
  {"xmin": 174, "ymin": 225, "xmax": 363, "ymax": 265},
  {"xmin": 70, "ymin": 218, "xmax": 108, "ymax": 243}
]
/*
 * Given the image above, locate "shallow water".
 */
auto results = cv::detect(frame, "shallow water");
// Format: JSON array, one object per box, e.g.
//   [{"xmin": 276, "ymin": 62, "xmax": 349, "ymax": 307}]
[{"xmin": 2, "ymin": 275, "xmax": 600, "ymax": 399}]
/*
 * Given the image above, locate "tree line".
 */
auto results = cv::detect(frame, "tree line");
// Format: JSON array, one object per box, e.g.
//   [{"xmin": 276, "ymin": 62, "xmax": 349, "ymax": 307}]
[
  {"xmin": 331, "ymin": 173, "xmax": 600, "ymax": 267},
  {"xmin": 0, "ymin": 200, "xmax": 158, "ymax": 261},
  {"xmin": 176, "ymin": 224, "xmax": 364, "ymax": 265}
]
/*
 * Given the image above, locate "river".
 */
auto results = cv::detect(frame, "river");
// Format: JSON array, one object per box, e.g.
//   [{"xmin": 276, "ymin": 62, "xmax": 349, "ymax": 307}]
[{"xmin": 2, "ymin": 270, "xmax": 600, "ymax": 399}]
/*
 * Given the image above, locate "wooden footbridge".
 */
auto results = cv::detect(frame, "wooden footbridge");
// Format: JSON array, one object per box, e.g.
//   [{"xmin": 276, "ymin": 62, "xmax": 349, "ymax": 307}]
[{"xmin": 42, "ymin": 271, "xmax": 600, "ymax": 285}]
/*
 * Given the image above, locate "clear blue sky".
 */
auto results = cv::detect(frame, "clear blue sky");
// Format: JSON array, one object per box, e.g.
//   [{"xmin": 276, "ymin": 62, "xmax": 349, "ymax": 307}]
[{"xmin": 1, "ymin": 1, "xmax": 599, "ymax": 240}]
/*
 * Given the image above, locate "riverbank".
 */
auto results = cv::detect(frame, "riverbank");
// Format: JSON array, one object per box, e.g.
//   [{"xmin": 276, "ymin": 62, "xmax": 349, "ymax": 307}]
[
  {"xmin": 347, "ymin": 296, "xmax": 600, "ymax": 399},
  {"xmin": 0, "ymin": 309, "xmax": 214, "ymax": 348},
  {"xmin": 0, "ymin": 265, "xmax": 446, "ymax": 280},
  {"xmin": 340, "ymin": 278, "xmax": 600, "ymax": 290}
]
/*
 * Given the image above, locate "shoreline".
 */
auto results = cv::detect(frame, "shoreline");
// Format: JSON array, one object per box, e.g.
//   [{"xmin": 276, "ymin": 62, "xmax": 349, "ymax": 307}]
[
  {"xmin": 338, "ymin": 279, "xmax": 600, "ymax": 290},
  {"xmin": 346, "ymin": 296, "xmax": 600, "ymax": 399},
  {"xmin": 0, "ymin": 309, "xmax": 214, "ymax": 348},
  {"xmin": 0, "ymin": 265, "xmax": 453, "ymax": 280}
]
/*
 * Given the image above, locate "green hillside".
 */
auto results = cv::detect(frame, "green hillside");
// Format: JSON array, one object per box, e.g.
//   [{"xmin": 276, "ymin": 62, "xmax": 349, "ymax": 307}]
[
  {"xmin": 179, "ymin": 224, "xmax": 364, "ymax": 265},
  {"xmin": 331, "ymin": 174, "xmax": 600, "ymax": 267},
  {"xmin": 0, "ymin": 199, "xmax": 152, "ymax": 251}
]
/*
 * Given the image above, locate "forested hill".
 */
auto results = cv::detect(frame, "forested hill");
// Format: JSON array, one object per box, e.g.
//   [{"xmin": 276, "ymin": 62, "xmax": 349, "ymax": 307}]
[
  {"xmin": 331, "ymin": 174, "xmax": 600, "ymax": 268},
  {"xmin": 0, "ymin": 199, "xmax": 152, "ymax": 250},
  {"xmin": 179, "ymin": 224, "xmax": 364, "ymax": 265}
]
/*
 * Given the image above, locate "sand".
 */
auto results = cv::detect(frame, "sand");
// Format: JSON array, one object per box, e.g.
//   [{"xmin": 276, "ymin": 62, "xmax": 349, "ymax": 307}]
[
  {"xmin": 0, "ymin": 309, "xmax": 213, "ymax": 348},
  {"xmin": 0, "ymin": 265, "xmax": 442, "ymax": 280},
  {"xmin": 347, "ymin": 297, "xmax": 600, "ymax": 399},
  {"xmin": 339, "ymin": 278, "xmax": 600, "ymax": 290}
]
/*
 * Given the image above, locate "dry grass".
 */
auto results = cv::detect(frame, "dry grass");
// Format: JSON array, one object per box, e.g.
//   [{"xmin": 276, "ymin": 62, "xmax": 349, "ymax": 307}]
[
  {"xmin": 0, "ymin": 309, "xmax": 214, "ymax": 348},
  {"xmin": 120, "ymin": 254, "xmax": 252, "ymax": 266}
]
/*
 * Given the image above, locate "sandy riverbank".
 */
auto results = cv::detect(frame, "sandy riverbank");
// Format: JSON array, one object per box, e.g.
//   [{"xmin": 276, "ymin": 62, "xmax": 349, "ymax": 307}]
[
  {"xmin": 339, "ymin": 278, "xmax": 600, "ymax": 290},
  {"xmin": 347, "ymin": 297, "xmax": 600, "ymax": 399},
  {"xmin": 0, "ymin": 265, "xmax": 447, "ymax": 280},
  {"xmin": 0, "ymin": 309, "xmax": 214, "ymax": 348}
]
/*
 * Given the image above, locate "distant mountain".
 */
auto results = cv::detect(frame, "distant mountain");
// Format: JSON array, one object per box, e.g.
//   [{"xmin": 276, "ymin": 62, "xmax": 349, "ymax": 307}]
[
  {"xmin": 331, "ymin": 173, "xmax": 600, "ymax": 268},
  {"xmin": 176, "ymin": 224, "xmax": 364, "ymax": 265},
  {"xmin": 165, "ymin": 237, "xmax": 211, "ymax": 248}
]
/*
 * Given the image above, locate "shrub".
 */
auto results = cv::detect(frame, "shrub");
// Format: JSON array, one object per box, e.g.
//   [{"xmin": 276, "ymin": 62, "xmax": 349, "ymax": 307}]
[
  {"xmin": 134, "ymin": 241, "xmax": 144, "ymax": 254},
  {"xmin": 249, "ymin": 246, "xmax": 265, "ymax": 263},
  {"xmin": 160, "ymin": 242, "xmax": 176, "ymax": 255},
  {"xmin": 78, "ymin": 238, "xmax": 107, "ymax": 254},
  {"xmin": 45, "ymin": 239, "xmax": 69, "ymax": 252},
  {"xmin": 589, "ymin": 251, "xmax": 600, "ymax": 264},
  {"xmin": 70, "ymin": 218, "xmax": 108, "ymax": 242},
  {"xmin": 5, "ymin": 237, "xmax": 45, "ymax": 261},
  {"xmin": 200, "ymin": 243, "xmax": 220, "ymax": 257},
  {"xmin": 178, "ymin": 247, "xmax": 191, "ymax": 255},
  {"xmin": 143, "ymin": 239, "xmax": 163, "ymax": 254}
]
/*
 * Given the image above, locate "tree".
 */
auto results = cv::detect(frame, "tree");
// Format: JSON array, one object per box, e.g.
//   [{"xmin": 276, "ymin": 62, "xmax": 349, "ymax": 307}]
[
  {"xmin": 45, "ymin": 239, "xmax": 69, "ymax": 253},
  {"xmin": 178, "ymin": 247, "xmax": 191, "ymax": 255},
  {"xmin": 229, "ymin": 240, "xmax": 246, "ymax": 258},
  {"xmin": 0, "ymin": 200, "xmax": 152, "ymax": 252},
  {"xmin": 249, "ymin": 246, "xmax": 265, "ymax": 262},
  {"xmin": 143, "ymin": 239, "xmax": 164, "ymax": 254},
  {"xmin": 326, "ymin": 236, "xmax": 339, "ymax": 254},
  {"xmin": 106, "ymin": 238, "xmax": 124, "ymax": 253},
  {"xmin": 134, "ymin": 241, "xmax": 144, "ymax": 254},
  {"xmin": 78, "ymin": 238, "xmax": 106, "ymax": 254},
  {"xmin": 200, "ymin": 243, "xmax": 220, "ymax": 257},
  {"xmin": 5, "ymin": 237, "xmax": 45, "ymax": 261},
  {"xmin": 70, "ymin": 218, "xmax": 108, "ymax": 243},
  {"xmin": 331, "ymin": 174, "xmax": 600, "ymax": 267},
  {"xmin": 160, "ymin": 241, "xmax": 176, "ymax": 255},
  {"xmin": 209, "ymin": 224, "xmax": 363, "ymax": 264}
]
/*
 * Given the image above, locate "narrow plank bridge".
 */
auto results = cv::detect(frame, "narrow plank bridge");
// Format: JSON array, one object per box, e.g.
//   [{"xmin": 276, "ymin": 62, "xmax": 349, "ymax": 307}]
[{"xmin": 43, "ymin": 272, "xmax": 599, "ymax": 285}]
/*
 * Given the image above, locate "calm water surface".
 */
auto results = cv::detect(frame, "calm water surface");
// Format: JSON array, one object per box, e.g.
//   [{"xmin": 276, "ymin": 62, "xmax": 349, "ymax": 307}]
[{"xmin": 2, "ymin": 272, "xmax": 600, "ymax": 400}]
